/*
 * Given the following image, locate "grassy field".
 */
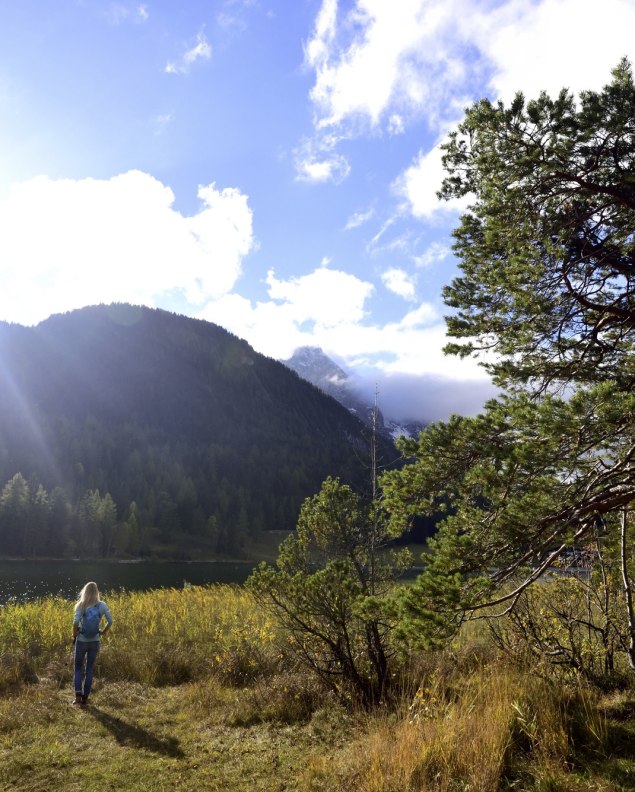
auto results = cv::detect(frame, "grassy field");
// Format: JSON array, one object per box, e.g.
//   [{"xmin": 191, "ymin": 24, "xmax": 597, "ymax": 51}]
[
  {"xmin": 1, "ymin": 585, "xmax": 635, "ymax": 791},
  {"xmin": 0, "ymin": 680, "xmax": 354, "ymax": 792}
]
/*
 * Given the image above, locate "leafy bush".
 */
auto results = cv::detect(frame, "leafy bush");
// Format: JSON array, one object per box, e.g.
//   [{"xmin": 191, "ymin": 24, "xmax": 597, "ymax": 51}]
[{"xmin": 249, "ymin": 477, "xmax": 411, "ymax": 707}]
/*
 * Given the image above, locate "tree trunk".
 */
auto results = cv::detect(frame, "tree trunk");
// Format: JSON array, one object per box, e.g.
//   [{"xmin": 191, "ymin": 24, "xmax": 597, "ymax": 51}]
[{"xmin": 620, "ymin": 507, "xmax": 635, "ymax": 671}]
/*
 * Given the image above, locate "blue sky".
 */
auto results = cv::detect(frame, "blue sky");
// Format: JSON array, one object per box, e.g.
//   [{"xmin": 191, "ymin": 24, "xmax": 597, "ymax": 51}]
[{"xmin": 1, "ymin": 0, "xmax": 634, "ymax": 420}]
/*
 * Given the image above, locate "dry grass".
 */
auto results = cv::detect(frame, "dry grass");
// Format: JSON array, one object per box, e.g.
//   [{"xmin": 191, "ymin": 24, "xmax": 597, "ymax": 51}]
[
  {"xmin": 0, "ymin": 585, "xmax": 281, "ymax": 689},
  {"xmin": 1, "ymin": 587, "xmax": 634, "ymax": 791},
  {"xmin": 306, "ymin": 661, "xmax": 612, "ymax": 792}
]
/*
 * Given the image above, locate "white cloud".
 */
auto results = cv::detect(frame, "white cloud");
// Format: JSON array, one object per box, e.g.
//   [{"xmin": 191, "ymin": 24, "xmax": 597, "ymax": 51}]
[
  {"xmin": 104, "ymin": 3, "xmax": 149, "ymax": 25},
  {"xmin": 265, "ymin": 266, "xmax": 374, "ymax": 327},
  {"xmin": 478, "ymin": 0, "xmax": 635, "ymax": 102},
  {"xmin": 395, "ymin": 0, "xmax": 635, "ymax": 219},
  {"xmin": 396, "ymin": 143, "xmax": 471, "ymax": 219},
  {"xmin": 344, "ymin": 207, "xmax": 375, "ymax": 230},
  {"xmin": 153, "ymin": 113, "xmax": 173, "ymax": 135},
  {"xmin": 388, "ymin": 114, "xmax": 405, "ymax": 135},
  {"xmin": 304, "ymin": 0, "xmax": 338, "ymax": 67},
  {"xmin": 299, "ymin": 0, "xmax": 477, "ymax": 182},
  {"xmin": 398, "ymin": 302, "xmax": 438, "ymax": 328},
  {"xmin": 295, "ymin": 154, "xmax": 351, "ymax": 184},
  {"xmin": 306, "ymin": 0, "xmax": 635, "ymax": 133},
  {"xmin": 198, "ymin": 265, "xmax": 374, "ymax": 358},
  {"xmin": 322, "ymin": 313, "xmax": 495, "ymax": 420},
  {"xmin": 197, "ymin": 264, "xmax": 494, "ymax": 419},
  {"xmin": 166, "ymin": 31, "xmax": 212, "ymax": 75},
  {"xmin": 413, "ymin": 241, "xmax": 450, "ymax": 269},
  {"xmin": 381, "ymin": 267, "xmax": 416, "ymax": 301},
  {"xmin": 294, "ymin": 136, "xmax": 351, "ymax": 184},
  {"xmin": 0, "ymin": 171, "xmax": 254, "ymax": 325},
  {"xmin": 198, "ymin": 263, "xmax": 485, "ymax": 383},
  {"xmin": 303, "ymin": 0, "xmax": 635, "ymax": 212},
  {"xmin": 305, "ymin": 0, "xmax": 478, "ymax": 133}
]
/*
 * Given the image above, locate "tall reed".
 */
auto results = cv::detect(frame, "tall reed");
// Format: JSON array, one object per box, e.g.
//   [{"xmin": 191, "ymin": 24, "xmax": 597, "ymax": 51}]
[
  {"xmin": 329, "ymin": 661, "xmax": 608, "ymax": 792},
  {"xmin": 0, "ymin": 585, "xmax": 280, "ymax": 688}
]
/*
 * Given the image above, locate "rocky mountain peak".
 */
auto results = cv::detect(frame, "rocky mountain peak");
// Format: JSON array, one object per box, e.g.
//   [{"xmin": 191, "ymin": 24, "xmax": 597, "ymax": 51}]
[{"xmin": 282, "ymin": 347, "xmax": 426, "ymax": 440}]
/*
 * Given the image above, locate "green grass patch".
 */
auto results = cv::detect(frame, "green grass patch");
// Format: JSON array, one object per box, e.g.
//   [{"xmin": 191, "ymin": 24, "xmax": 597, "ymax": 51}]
[{"xmin": 0, "ymin": 681, "xmax": 352, "ymax": 792}]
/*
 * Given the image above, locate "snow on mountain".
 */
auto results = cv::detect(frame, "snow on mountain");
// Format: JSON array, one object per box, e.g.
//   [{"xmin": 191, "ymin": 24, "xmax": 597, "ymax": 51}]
[{"xmin": 282, "ymin": 346, "xmax": 426, "ymax": 440}]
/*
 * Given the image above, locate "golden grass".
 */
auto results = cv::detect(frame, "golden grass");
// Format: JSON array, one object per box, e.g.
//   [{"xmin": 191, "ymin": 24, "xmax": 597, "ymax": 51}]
[
  {"xmin": 312, "ymin": 661, "xmax": 610, "ymax": 792},
  {"xmin": 0, "ymin": 585, "xmax": 280, "ymax": 689}
]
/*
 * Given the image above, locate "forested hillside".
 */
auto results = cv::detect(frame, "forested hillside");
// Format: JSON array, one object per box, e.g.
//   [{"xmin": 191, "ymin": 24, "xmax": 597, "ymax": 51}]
[{"xmin": 0, "ymin": 304, "xmax": 390, "ymax": 559}]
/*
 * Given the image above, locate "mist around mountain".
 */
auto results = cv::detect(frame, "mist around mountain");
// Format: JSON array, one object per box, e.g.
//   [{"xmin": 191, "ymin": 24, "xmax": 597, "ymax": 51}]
[
  {"xmin": 0, "ymin": 304, "xmax": 394, "ymax": 560},
  {"xmin": 282, "ymin": 347, "xmax": 427, "ymax": 440}
]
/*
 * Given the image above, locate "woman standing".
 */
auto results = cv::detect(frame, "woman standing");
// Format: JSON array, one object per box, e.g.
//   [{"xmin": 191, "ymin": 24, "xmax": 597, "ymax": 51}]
[{"xmin": 72, "ymin": 581, "xmax": 113, "ymax": 707}]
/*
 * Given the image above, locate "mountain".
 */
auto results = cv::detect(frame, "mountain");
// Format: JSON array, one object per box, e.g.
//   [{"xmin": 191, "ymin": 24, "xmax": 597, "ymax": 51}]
[
  {"xmin": 282, "ymin": 347, "xmax": 426, "ymax": 440},
  {"xmin": 0, "ymin": 304, "xmax": 394, "ymax": 559}
]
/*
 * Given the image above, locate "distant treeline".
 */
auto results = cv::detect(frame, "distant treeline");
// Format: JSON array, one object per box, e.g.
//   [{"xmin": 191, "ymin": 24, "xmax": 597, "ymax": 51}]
[
  {"xmin": 0, "ymin": 468, "xmax": 265, "ymax": 559},
  {"xmin": 0, "ymin": 402, "xmax": 374, "ymax": 558}
]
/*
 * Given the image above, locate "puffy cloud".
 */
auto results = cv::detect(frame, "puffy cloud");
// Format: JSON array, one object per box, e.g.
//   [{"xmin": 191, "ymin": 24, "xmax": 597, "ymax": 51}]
[
  {"xmin": 295, "ymin": 152, "xmax": 351, "ymax": 184},
  {"xmin": 477, "ymin": 0, "xmax": 635, "ymax": 102},
  {"xmin": 265, "ymin": 266, "xmax": 374, "ymax": 327},
  {"xmin": 199, "ymin": 264, "xmax": 374, "ymax": 355},
  {"xmin": 294, "ymin": 135, "xmax": 351, "ymax": 184},
  {"xmin": 381, "ymin": 267, "xmax": 416, "ymax": 301},
  {"xmin": 306, "ymin": 0, "xmax": 635, "ymax": 133},
  {"xmin": 198, "ymin": 267, "xmax": 494, "ymax": 419},
  {"xmin": 396, "ymin": 144, "xmax": 471, "ymax": 219},
  {"xmin": 304, "ymin": 0, "xmax": 338, "ymax": 67},
  {"xmin": 304, "ymin": 0, "xmax": 635, "ymax": 211},
  {"xmin": 298, "ymin": 0, "xmax": 477, "ymax": 181},
  {"xmin": 305, "ymin": 0, "xmax": 489, "ymax": 134},
  {"xmin": 166, "ymin": 31, "xmax": 212, "ymax": 75},
  {"xmin": 0, "ymin": 171, "xmax": 254, "ymax": 325},
  {"xmin": 328, "ymin": 316, "xmax": 496, "ymax": 420},
  {"xmin": 199, "ymin": 264, "xmax": 483, "ymax": 381},
  {"xmin": 305, "ymin": 0, "xmax": 471, "ymax": 131}
]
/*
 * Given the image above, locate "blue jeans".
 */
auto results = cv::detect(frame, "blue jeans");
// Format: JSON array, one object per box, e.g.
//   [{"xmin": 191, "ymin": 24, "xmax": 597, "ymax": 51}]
[{"xmin": 74, "ymin": 640, "xmax": 100, "ymax": 697}]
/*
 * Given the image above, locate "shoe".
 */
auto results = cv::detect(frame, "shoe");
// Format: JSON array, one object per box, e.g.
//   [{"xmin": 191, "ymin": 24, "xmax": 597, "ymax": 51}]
[
  {"xmin": 81, "ymin": 695, "xmax": 89, "ymax": 707},
  {"xmin": 72, "ymin": 694, "xmax": 83, "ymax": 706}
]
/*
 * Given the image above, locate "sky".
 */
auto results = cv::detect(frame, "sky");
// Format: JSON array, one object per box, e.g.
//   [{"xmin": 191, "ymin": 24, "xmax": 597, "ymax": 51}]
[{"xmin": 1, "ymin": 0, "xmax": 634, "ymax": 422}]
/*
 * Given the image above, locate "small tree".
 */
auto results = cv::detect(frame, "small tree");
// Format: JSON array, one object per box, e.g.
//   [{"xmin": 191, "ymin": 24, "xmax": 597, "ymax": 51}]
[{"xmin": 248, "ymin": 476, "xmax": 411, "ymax": 706}]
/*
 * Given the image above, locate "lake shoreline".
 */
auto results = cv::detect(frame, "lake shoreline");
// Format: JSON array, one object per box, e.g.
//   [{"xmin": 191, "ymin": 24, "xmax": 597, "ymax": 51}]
[
  {"xmin": 0, "ymin": 559, "xmax": 260, "ymax": 605},
  {"xmin": 0, "ymin": 556, "xmax": 259, "ymax": 564}
]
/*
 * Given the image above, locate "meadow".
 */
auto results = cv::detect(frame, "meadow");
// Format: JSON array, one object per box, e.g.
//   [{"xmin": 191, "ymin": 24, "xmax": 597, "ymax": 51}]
[{"xmin": 1, "ymin": 584, "xmax": 635, "ymax": 791}]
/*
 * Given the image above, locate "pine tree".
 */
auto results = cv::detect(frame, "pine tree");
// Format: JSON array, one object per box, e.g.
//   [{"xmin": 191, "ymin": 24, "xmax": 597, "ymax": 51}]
[{"xmin": 382, "ymin": 62, "xmax": 635, "ymax": 650}]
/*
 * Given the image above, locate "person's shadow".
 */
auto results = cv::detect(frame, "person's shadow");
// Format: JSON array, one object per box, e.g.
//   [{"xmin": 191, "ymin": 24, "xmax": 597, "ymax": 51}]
[{"xmin": 87, "ymin": 706, "xmax": 185, "ymax": 758}]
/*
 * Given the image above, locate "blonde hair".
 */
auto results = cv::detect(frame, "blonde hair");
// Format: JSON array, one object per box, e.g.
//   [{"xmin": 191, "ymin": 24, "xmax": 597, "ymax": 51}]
[{"xmin": 76, "ymin": 581, "xmax": 100, "ymax": 612}]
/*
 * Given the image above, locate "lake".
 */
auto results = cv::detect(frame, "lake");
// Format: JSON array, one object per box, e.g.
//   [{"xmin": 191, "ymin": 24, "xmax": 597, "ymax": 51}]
[{"xmin": 0, "ymin": 560, "xmax": 257, "ymax": 605}]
